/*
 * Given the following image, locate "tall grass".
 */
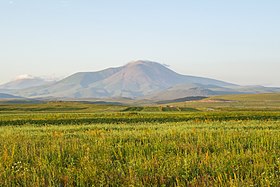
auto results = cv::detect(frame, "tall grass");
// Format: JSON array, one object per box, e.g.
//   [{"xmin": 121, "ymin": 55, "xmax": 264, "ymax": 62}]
[{"xmin": 0, "ymin": 119, "xmax": 279, "ymax": 186}]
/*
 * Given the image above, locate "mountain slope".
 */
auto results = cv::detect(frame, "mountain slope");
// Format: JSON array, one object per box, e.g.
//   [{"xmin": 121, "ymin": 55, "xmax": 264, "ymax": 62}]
[
  {"xmin": 17, "ymin": 67, "xmax": 123, "ymax": 98},
  {"xmin": 15, "ymin": 60, "xmax": 236, "ymax": 98},
  {"xmin": 0, "ymin": 75, "xmax": 53, "ymax": 90},
  {"xmin": 12, "ymin": 60, "xmax": 280, "ymax": 99},
  {"xmin": 97, "ymin": 61, "xmax": 234, "ymax": 98},
  {"xmin": 145, "ymin": 83, "xmax": 244, "ymax": 101},
  {"xmin": 0, "ymin": 93, "xmax": 22, "ymax": 99}
]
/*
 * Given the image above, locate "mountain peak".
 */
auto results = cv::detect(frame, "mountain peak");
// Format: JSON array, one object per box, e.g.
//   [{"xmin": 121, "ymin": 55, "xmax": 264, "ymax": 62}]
[
  {"xmin": 126, "ymin": 60, "xmax": 161, "ymax": 66},
  {"xmin": 15, "ymin": 74, "xmax": 35, "ymax": 80}
]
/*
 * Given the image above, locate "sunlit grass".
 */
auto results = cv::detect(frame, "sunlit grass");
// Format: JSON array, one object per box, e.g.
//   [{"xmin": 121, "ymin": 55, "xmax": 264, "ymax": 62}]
[{"xmin": 0, "ymin": 117, "xmax": 279, "ymax": 186}]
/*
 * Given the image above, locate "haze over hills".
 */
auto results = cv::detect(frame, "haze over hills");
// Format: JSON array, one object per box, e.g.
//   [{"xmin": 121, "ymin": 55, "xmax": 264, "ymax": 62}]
[{"xmin": 1, "ymin": 60, "xmax": 280, "ymax": 100}]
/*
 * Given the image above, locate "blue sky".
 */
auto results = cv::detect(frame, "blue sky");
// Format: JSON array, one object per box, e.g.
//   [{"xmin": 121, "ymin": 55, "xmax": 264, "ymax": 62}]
[{"xmin": 0, "ymin": 0, "xmax": 279, "ymax": 86}]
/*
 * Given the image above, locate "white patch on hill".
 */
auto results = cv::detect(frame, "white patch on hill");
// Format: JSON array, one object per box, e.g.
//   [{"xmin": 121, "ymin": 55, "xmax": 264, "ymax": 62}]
[{"xmin": 15, "ymin": 74, "xmax": 34, "ymax": 80}]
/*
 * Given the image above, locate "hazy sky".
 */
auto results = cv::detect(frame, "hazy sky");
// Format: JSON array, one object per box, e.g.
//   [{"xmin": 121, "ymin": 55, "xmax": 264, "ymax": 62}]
[{"xmin": 1, "ymin": 0, "xmax": 279, "ymax": 86}]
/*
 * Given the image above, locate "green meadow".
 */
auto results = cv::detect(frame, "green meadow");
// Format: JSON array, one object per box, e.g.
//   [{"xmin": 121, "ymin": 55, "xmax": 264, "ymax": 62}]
[{"xmin": 0, "ymin": 93, "xmax": 279, "ymax": 186}]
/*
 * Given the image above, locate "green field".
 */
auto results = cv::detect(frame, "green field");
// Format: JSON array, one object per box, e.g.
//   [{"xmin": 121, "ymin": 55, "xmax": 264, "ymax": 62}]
[
  {"xmin": 169, "ymin": 93, "xmax": 280, "ymax": 112},
  {"xmin": 0, "ymin": 94, "xmax": 280, "ymax": 186}
]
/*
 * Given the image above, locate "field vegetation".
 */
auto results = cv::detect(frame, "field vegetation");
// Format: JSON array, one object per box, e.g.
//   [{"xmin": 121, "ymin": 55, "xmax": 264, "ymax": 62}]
[
  {"xmin": 170, "ymin": 93, "xmax": 280, "ymax": 111},
  {"xmin": 0, "ymin": 93, "xmax": 279, "ymax": 186}
]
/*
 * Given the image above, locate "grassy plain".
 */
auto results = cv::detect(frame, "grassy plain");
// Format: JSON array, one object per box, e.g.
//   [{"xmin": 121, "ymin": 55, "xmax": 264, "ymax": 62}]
[
  {"xmin": 0, "ymin": 93, "xmax": 279, "ymax": 186},
  {"xmin": 169, "ymin": 93, "xmax": 280, "ymax": 112}
]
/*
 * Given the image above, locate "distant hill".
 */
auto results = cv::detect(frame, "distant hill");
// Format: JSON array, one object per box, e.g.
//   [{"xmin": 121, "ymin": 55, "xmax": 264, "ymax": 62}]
[
  {"xmin": 210, "ymin": 93, "xmax": 280, "ymax": 101},
  {"xmin": 4, "ymin": 60, "xmax": 280, "ymax": 100},
  {"xmin": 143, "ymin": 83, "xmax": 280, "ymax": 101},
  {"xmin": 157, "ymin": 93, "xmax": 280, "ymax": 112},
  {"xmin": 156, "ymin": 96, "xmax": 207, "ymax": 104},
  {"xmin": 0, "ymin": 93, "xmax": 21, "ymax": 99},
  {"xmin": 0, "ymin": 75, "xmax": 54, "ymax": 90}
]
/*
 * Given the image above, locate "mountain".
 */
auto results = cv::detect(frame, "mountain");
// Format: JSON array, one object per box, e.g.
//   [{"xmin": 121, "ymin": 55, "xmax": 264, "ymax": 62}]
[
  {"xmin": 16, "ymin": 67, "xmax": 123, "ymax": 98},
  {"xmin": 14, "ymin": 60, "xmax": 237, "ymax": 99},
  {"xmin": 8, "ymin": 60, "xmax": 280, "ymax": 100},
  {"xmin": 0, "ymin": 74, "xmax": 54, "ymax": 90},
  {"xmin": 0, "ymin": 93, "xmax": 21, "ymax": 99},
  {"xmin": 94, "ymin": 61, "xmax": 234, "ymax": 98}
]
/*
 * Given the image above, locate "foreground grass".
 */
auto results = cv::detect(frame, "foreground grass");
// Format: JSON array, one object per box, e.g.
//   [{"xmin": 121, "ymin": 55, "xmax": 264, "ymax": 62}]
[{"xmin": 0, "ymin": 119, "xmax": 279, "ymax": 186}]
